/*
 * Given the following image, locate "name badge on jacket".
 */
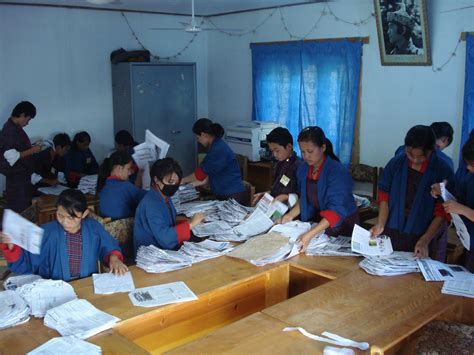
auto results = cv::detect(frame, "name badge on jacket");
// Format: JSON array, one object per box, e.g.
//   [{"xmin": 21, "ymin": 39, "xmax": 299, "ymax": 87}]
[
  {"xmin": 86, "ymin": 157, "xmax": 91, "ymax": 164},
  {"xmin": 50, "ymin": 167, "xmax": 56, "ymax": 174},
  {"xmin": 280, "ymin": 174, "xmax": 290, "ymax": 187}
]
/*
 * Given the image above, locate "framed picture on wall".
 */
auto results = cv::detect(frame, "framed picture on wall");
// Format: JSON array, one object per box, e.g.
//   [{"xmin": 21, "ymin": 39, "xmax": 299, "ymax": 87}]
[{"xmin": 374, "ymin": 0, "xmax": 431, "ymax": 65}]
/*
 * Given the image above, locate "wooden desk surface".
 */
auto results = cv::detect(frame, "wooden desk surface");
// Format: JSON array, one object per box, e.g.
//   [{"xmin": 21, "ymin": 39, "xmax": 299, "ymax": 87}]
[
  {"xmin": 262, "ymin": 269, "xmax": 459, "ymax": 354},
  {"xmin": 289, "ymin": 254, "xmax": 361, "ymax": 280}
]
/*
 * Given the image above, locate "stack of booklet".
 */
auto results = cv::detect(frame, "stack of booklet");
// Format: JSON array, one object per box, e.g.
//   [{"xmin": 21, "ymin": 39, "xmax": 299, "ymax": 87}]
[
  {"xmin": 77, "ymin": 175, "xmax": 98, "ymax": 195},
  {"xmin": 44, "ymin": 299, "xmax": 120, "ymax": 339},
  {"xmin": 0, "ymin": 290, "xmax": 30, "ymax": 330},
  {"xmin": 305, "ymin": 235, "xmax": 359, "ymax": 257},
  {"xmin": 16, "ymin": 279, "xmax": 78, "ymax": 318},
  {"xmin": 27, "ymin": 336, "xmax": 102, "ymax": 355},
  {"xmin": 136, "ymin": 245, "xmax": 193, "ymax": 273},
  {"xmin": 3, "ymin": 274, "xmax": 42, "ymax": 291},
  {"xmin": 442, "ymin": 277, "xmax": 474, "ymax": 298},
  {"xmin": 359, "ymin": 251, "xmax": 420, "ymax": 276}
]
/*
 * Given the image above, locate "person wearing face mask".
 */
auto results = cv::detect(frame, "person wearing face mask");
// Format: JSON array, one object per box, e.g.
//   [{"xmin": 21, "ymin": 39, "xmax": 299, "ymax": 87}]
[
  {"xmin": 371, "ymin": 125, "xmax": 454, "ymax": 261},
  {"xmin": 279, "ymin": 126, "xmax": 358, "ymax": 253},
  {"xmin": 97, "ymin": 150, "xmax": 146, "ymax": 221},
  {"xmin": 181, "ymin": 118, "xmax": 246, "ymax": 204},
  {"xmin": 0, "ymin": 101, "xmax": 41, "ymax": 212},
  {"xmin": 133, "ymin": 158, "xmax": 205, "ymax": 253},
  {"xmin": 65, "ymin": 131, "xmax": 99, "ymax": 188}
]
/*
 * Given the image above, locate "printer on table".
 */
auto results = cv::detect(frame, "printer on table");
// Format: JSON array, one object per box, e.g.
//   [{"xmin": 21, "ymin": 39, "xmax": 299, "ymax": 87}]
[{"xmin": 225, "ymin": 122, "xmax": 280, "ymax": 161}]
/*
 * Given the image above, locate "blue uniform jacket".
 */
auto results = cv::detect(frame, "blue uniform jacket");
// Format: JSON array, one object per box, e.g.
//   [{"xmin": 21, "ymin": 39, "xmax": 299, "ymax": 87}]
[
  {"xmin": 379, "ymin": 151, "xmax": 454, "ymax": 236},
  {"xmin": 6, "ymin": 218, "xmax": 121, "ymax": 281},
  {"xmin": 134, "ymin": 189, "xmax": 181, "ymax": 252},
  {"xmin": 296, "ymin": 158, "xmax": 357, "ymax": 227},
  {"xmin": 395, "ymin": 145, "xmax": 454, "ymax": 171},
  {"xmin": 453, "ymin": 165, "xmax": 474, "ymax": 249},
  {"xmin": 201, "ymin": 138, "xmax": 244, "ymax": 196},
  {"xmin": 65, "ymin": 148, "xmax": 99, "ymax": 177},
  {"xmin": 99, "ymin": 178, "xmax": 146, "ymax": 220}
]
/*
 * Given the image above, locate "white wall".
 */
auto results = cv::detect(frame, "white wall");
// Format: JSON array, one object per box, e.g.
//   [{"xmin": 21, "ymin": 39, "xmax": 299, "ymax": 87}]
[
  {"xmin": 0, "ymin": 4, "xmax": 209, "ymax": 194},
  {"xmin": 207, "ymin": 0, "xmax": 474, "ymax": 168}
]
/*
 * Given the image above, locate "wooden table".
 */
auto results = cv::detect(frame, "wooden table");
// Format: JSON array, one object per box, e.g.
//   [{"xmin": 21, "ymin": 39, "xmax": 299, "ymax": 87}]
[{"xmin": 0, "ymin": 254, "xmax": 471, "ymax": 355}]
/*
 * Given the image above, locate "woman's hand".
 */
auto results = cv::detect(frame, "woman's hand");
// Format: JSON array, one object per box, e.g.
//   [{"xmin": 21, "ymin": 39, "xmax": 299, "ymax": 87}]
[
  {"xmin": 443, "ymin": 200, "xmax": 466, "ymax": 215},
  {"xmin": 0, "ymin": 232, "xmax": 14, "ymax": 250},
  {"xmin": 414, "ymin": 239, "xmax": 429, "ymax": 259},
  {"xmin": 430, "ymin": 183, "xmax": 441, "ymax": 198},
  {"xmin": 297, "ymin": 232, "xmax": 315, "ymax": 253},
  {"xmin": 369, "ymin": 223, "xmax": 384, "ymax": 238},
  {"xmin": 190, "ymin": 213, "xmax": 206, "ymax": 228},
  {"xmin": 251, "ymin": 192, "xmax": 265, "ymax": 207},
  {"xmin": 109, "ymin": 254, "xmax": 128, "ymax": 275}
]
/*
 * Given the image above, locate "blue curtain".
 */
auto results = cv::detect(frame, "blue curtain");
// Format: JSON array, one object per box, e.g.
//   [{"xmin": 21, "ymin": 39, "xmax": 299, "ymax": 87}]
[
  {"xmin": 251, "ymin": 40, "xmax": 362, "ymax": 166},
  {"xmin": 461, "ymin": 33, "xmax": 474, "ymax": 159}
]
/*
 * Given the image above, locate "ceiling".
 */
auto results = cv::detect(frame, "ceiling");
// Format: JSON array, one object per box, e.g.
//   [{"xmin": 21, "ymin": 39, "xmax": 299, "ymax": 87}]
[{"xmin": 0, "ymin": 0, "xmax": 326, "ymax": 16}]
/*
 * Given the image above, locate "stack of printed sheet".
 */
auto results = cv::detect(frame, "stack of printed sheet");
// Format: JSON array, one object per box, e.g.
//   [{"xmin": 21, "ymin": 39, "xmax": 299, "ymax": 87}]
[
  {"xmin": 0, "ymin": 290, "xmax": 30, "ymax": 329},
  {"xmin": 77, "ymin": 175, "xmax": 98, "ymax": 195},
  {"xmin": 359, "ymin": 251, "xmax": 420, "ymax": 276}
]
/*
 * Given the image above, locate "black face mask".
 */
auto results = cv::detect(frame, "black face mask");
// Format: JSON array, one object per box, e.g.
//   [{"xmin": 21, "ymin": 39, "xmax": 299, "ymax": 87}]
[{"xmin": 159, "ymin": 182, "xmax": 180, "ymax": 197}]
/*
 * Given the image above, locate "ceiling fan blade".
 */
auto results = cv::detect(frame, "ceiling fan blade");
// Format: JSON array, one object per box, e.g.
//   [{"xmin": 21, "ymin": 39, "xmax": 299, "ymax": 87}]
[
  {"xmin": 149, "ymin": 28, "xmax": 188, "ymax": 31},
  {"xmin": 200, "ymin": 28, "xmax": 246, "ymax": 32}
]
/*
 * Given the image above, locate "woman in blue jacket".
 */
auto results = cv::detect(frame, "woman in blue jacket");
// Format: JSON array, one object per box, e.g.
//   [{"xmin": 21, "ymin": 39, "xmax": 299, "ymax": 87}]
[
  {"xmin": 280, "ymin": 126, "xmax": 358, "ymax": 252},
  {"xmin": 134, "ymin": 158, "xmax": 205, "ymax": 253},
  {"xmin": 181, "ymin": 118, "xmax": 246, "ymax": 204},
  {"xmin": 65, "ymin": 131, "xmax": 99, "ymax": 187},
  {"xmin": 1, "ymin": 189, "xmax": 127, "ymax": 281},
  {"xmin": 97, "ymin": 150, "xmax": 145, "ymax": 220},
  {"xmin": 371, "ymin": 125, "xmax": 454, "ymax": 261}
]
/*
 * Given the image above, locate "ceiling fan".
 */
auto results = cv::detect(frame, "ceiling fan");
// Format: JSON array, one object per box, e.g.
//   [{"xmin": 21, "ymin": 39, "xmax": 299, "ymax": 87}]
[{"xmin": 150, "ymin": 0, "xmax": 243, "ymax": 34}]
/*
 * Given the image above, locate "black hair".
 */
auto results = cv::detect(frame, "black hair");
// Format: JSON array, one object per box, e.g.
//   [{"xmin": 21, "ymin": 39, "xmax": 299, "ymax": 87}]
[
  {"xmin": 72, "ymin": 131, "xmax": 91, "ymax": 151},
  {"xmin": 97, "ymin": 151, "xmax": 132, "ymax": 193},
  {"xmin": 404, "ymin": 125, "xmax": 436, "ymax": 154},
  {"xmin": 53, "ymin": 133, "xmax": 71, "ymax": 148},
  {"xmin": 462, "ymin": 137, "xmax": 474, "ymax": 164},
  {"xmin": 430, "ymin": 122, "xmax": 454, "ymax": 147},
  {"xmin": 266, "ymin": 127, "xmax": 293, "ymax": 147},
  {"xmin": 57, "ymin": 189, "xmax": 88, "ymax": 217},
  {"xmin": 192, "ymin": 118, "xmax": 225, "ymax": 139},
  {"xmin": 115, "ymin": 130, "xmax": 137, "ymax": 147},
  {"xmin": 297, "ymin": 126, "xmax": 340, "ymax": 162},
  {"xmin": 150, "ymin": 158, "xmax": 183, "ymax": 185},
  {"xmin": 11, "ymin": 101, "xmax": 36, "ymax": 118}
]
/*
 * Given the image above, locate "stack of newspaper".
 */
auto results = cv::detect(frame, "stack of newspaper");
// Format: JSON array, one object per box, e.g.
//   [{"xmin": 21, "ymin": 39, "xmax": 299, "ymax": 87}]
[
  {"xmin": 442, "ymin": 277, "xmax": 474, "ymax": 298},
  {"xmin": 269, "ymin": 221, "xmax": 312, "ymax": 242},
  {"xmin": 171, "ymin": 184, "xmax": 200, "ymax": 207},
  {"xmin": 175, "ymin": 200, "xmax": 220, "ymax": 217},
  {"xmin": 136, "ymin": 245, "xmax": 193, "ymax": 273},
  {"xmin": 417, "ymin": 259, "xmax": 472, "ymax": 282},
  {"xmin": 359, "ymin": 251, "xmax": 420, "ymax": 276},
  {"xmin": 305, "ymin": 235, "xmax": 359, "ymax": 257},
  {"xmin": 16, "ymin": 279, "xmax": 78, "ymax": 318},
  {"xmin": 28, "ymin": 336, "xmax": 102, "ymax": 355},
  {"xmin": 0, "ymin": 290, "xmax": 30, "ymax": 330},
  {"xmin": 179, "ymin": 240, "xmax": 233, "ymax": 263},
  {"xmin": 44, "ymin": 299, "xmax": 120, "ymax": 339},
  {"xmin": 192, "ymin": 220, "xmax": 233, "ymax": 238},
  {"xmin": 3, "ymin": 274, "xmax": 42, "ymax": 291},
  {"xmin": 77, "ymin": 175, "xmax": 98, "ymax": 195}
]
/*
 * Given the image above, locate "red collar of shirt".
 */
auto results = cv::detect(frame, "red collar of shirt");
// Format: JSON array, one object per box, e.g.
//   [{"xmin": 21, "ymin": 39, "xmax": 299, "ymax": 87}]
[
  {"xmin": 107, "ymin": 175, "xmax": 126, "ymax": 181},
  {"xmin": 407, "ymin": 155, "xmax": 430, "ymax": 173},
  {"xmin": 307, "ymin": 156, "xmax": 327, "ymax": 181}
]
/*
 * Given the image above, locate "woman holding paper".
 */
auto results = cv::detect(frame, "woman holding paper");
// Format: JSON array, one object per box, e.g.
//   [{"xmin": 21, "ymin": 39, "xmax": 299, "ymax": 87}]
[
  {"xmin": 134, "ymin": 158, "xmax": 205, "ymax": 252},
  {"xmin": 280, "ymin": 126, "xmax": 358, "ymax": 252},
  {"xmin": 181, "ymin": 118, "xmax": 246, "ymax": 204},
  {"xmin": 0, "ymin": 189, "xmax": 128, "ymax": 281},
  {"xmin": 370, "ymin": 125, "xmax": 453, "ymax": 261},
  {"xmin": 64, "ymin": 131, "xmax": 99, "ymax": 188}
]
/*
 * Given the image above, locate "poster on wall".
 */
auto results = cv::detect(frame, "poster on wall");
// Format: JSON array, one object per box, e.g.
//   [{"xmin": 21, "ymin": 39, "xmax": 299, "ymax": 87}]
[{"xmin": 374, "ymin": 0, "xmax": 431, "ymax": 65}]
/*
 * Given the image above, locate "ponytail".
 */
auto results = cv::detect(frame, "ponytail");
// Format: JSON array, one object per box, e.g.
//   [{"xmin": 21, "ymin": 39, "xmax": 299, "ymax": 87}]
[
  {"xmin": 97, "ymin": 151, "xmax": 132, "ymax": 193},
  {"xmin": 193, "ymin": 118, "xmax": 225, "ymax": 138},
  {"xmin": 298, "ymin": 126, "xmax": 340, "ymax": 162}
]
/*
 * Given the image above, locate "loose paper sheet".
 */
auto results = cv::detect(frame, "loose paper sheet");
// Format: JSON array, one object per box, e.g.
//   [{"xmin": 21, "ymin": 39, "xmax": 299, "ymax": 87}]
[
  {"xmin": 128, "ymin": 281, "xmax": 198, "ymax": 308},
  {"xmin": 2, "ymin": 209, "xmax": 44, "ymax": 254}
]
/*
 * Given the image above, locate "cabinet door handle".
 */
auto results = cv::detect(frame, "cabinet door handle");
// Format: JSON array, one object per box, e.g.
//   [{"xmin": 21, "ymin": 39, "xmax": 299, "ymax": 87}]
[{"xmin": 171, "ymin": 130, "xmax": 181, "ymax": 134}]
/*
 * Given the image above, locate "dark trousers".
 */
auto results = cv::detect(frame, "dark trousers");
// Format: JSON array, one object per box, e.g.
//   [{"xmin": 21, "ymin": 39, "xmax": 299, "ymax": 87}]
[{"xmin": 6, "ymin": 174, "xmax": 32, "ymax": 213}]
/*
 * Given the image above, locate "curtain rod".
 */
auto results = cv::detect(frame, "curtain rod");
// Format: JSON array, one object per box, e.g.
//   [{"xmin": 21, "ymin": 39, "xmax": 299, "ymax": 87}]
[{"xmin": 250, "ymin": 36, "xmax": 369, "ymax": 47}]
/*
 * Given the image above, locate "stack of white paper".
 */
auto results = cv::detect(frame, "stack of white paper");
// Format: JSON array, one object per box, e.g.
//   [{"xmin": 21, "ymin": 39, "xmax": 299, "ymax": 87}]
[
  {"xmin": 417, "ymin": 259, "xmax": 472, "ymax": 282},
  {"xmin": 0, "ymin": 290, "xmax": 30, "ymax": 330},
  {"xmin": 4, "ymin": 274, "xmax": 42, "ymax": 291},
  {"xmin": 132, "ymin": 129, "xmax": 170, "ymax": 170},
  {"xmin": 306, "ymin": 235, "xmax": 359, "ymax": 257},
  {"xmin": 216, "ymin": 199, "xmax": 253, "ymax": 225},
  {"xmin": 179, "ymin": 240, "xmax": 233, "ymax": 263},
  {"xmin": 209, "ymin": 230, "xmax": 249, "ymax": 242},
  {"xmin": 175, "ymin": 200, "xmax": 219, "ymax": 217},
  {"xmin": 44, "ymin": 299, "xmax": 120, "ymax": 339},
  {"xmin": 359, "ymin": 251, "xmax": 420, "ymax": 276},
  {"xmin": 37, "ymin": 185, "xmax": 69, "ymax": 196},
  {"xmin": 136, "ymin": 245, "xmax": 192, "ymax": 273},
  {"xmin": 171, "ymin": 184, "xmax": 200, "ymax": 207},
  {"xmin": 2, "ymin": 209, "xmax": 44, "ymax": 254},
  {"xmin": 129, "ymin": 281, "xmax": 198, "ymax": 308},
  {"xmin": 92, "ymin": 272, "xmax": 135, "ymax": 294},
  {"xmin": 442, "ymin": 277, "xmax": 474, "ymax": 298},
  {"xmin": 16, "ymin": 279, "xmax": 77, "ymax": 318},
  {"xmin": 351, "ymin": 225, "xmax": 393, "ymax": 256},
  {"xmin": 269, "ymin": 221, "xmax": 312, "ymax": 242},
  {"xmin": 77, "ymin": 175, "xmax": 98, "ymax": 195},
  {"xmin": 192, "ymin": 220, "xmax": 233, "ymax": 238},
  {"xmin": 27, "ymin": 336, "xmax": 102, "ymax": 355},
  {"xmin": 193, "ymin": 239, "xmax": 233, "ymax": 252}
]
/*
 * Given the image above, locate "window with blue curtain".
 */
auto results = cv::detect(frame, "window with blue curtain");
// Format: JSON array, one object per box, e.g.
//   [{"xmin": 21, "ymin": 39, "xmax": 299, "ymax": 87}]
[
  {"xmin": 251, "ymin": 40, "xmax": 362, "ymax": 166},
  {"xmin": 461, "ymin": 33, "xmax": 474, "ymax": 160}
]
